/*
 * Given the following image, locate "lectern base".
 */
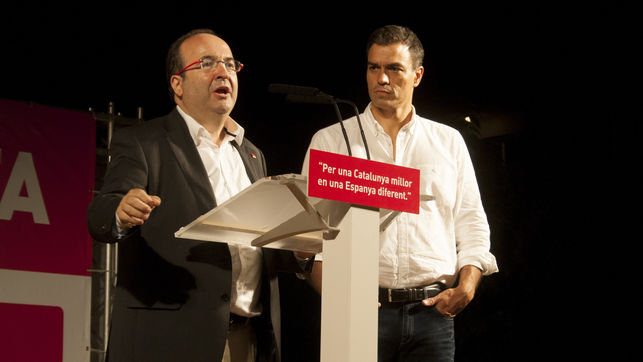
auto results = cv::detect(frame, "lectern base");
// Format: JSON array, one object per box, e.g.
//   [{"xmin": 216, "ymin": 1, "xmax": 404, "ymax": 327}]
[{"xmin": 321, "ymin": 205, "xmax": 379, "ymax": 362}]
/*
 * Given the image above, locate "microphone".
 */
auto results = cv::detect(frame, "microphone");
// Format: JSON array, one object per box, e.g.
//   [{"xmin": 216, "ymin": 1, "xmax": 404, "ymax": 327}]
[
  {"xmin": 268, "ymin": 83, "xmax": 335, "ymax": 104},
  {"xmin": 268, "ymin": 83, "xmax": 328, "ymax": 97},
  {"xmin": 268, "ymin": 83, "xmax": 371, "ymax": 160},
  {"xmin": 285, "ymin": 94, "xmax": 335, "ymax": 105}
]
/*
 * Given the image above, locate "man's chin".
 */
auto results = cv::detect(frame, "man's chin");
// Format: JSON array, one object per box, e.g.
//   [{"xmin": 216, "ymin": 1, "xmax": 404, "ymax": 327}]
[
  {"xmin": 210, "ymin": 99, "xmax": 236, "ymax": 114},
  {"xmin": 370, "ymin": 98, "xmax": 397, "ymax": 111}
]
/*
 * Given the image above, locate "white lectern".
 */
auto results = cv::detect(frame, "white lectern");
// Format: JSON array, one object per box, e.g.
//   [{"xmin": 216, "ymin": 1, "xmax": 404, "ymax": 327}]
[{"xmin": 175, "ymin": 174, "xmax": 379, "ymax": 362}]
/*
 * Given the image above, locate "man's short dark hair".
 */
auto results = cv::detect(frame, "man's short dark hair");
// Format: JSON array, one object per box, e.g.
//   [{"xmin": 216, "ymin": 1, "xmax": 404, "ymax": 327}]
[
  {"xmin": 165, "ymin": 28, "xmax": 218, "ymax": 100},
  {"xmin": 366, "ymin": 25, "xmax": 424, "ymax": 69}
]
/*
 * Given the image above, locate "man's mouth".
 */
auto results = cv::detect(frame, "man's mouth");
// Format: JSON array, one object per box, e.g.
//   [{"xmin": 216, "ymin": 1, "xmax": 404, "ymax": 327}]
[
  {"xmin": 214, "ymin": 85, "xmax": 231, "ymax": 95},
  {"xmin": 374, "ymin": 87, "xmax": 392, "ymax": 95}
]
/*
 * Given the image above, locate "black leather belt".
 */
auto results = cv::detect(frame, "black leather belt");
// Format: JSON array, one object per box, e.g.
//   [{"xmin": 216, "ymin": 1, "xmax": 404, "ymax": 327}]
[
  {"xmin": 229, "ymin": 313, "xmax": 252, "ymax": 329},
  {"xmin": 379, "ymin": 283, "xmax": 445, "ymax": 303}
]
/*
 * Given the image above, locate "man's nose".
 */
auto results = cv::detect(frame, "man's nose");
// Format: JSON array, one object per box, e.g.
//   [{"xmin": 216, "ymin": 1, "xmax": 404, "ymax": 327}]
[
  {"xmin": 213, "ymin": 61, "xmax": 231, "ymax": 78},
  {"xmin": 377, "ymin": 69, "xmax": 389, "ymax": 84}
]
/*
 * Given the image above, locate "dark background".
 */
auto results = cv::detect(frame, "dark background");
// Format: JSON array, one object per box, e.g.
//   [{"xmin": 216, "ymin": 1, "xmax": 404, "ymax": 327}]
[{"xmin": 1, "ymin": 3, "xmax": 628, "ymax": 361}]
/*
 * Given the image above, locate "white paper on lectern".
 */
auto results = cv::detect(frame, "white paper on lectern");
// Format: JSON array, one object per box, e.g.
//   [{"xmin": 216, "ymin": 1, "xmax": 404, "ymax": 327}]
[{"xmin": 174, "ymin": 174, "xmax": 331, "ymax": 252}]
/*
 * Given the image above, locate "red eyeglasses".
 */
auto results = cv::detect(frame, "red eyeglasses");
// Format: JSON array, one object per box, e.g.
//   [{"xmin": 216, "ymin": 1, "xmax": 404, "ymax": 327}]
[{"xmin": 175, "ymin": 56, "xmax": 244, "ymax": 76}]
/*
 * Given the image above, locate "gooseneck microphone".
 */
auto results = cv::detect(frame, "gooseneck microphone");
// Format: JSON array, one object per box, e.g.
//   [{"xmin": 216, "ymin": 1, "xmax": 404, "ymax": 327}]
[
  {"xmin": 267, "ymin": 83, "xmax": 334, "ymax": 104},
  {"xmin": 268, "ymin": 83, "xmax": 371, "ymax": 160}
]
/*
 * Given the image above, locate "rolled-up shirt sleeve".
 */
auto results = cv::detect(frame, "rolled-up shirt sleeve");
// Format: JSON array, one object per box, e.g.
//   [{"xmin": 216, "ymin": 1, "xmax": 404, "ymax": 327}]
[{"xmin": 453, "ymin": 133, "xmax": 498, "ymax": 276}]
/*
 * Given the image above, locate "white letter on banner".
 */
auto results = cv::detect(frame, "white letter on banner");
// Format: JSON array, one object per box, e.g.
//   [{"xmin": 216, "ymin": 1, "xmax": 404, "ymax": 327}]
[{"xmin": 0, "ymin": 151, "xmax": 50, "ymax": 224}]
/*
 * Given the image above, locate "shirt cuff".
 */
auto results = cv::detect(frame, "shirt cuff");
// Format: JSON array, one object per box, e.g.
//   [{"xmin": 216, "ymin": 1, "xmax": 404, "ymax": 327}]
[{"xmin": 113, "ymin": 212, "xmax": 133, "ymax": 238}]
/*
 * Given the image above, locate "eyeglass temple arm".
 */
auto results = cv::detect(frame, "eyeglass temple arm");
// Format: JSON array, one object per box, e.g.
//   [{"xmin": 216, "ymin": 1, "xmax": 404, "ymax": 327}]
[{"xmin": 175, "ymin": 60, "xmax": 203, "ymax": 76}]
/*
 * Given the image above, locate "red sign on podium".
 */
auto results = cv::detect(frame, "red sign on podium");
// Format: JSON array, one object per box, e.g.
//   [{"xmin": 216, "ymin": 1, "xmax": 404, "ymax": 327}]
[{"xmin": 308, "ymin": 149, "xmax": 420, "ymax": 214}]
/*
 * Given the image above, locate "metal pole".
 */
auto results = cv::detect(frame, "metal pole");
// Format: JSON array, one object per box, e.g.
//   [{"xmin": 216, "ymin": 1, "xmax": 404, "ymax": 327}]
[
  {"xmin": 89, "ymin": 103, "xmax": 143, "ymax": 361},
  {"xmin": 104, "ymin": 102, "xmax": 116, "ymax": 355}
]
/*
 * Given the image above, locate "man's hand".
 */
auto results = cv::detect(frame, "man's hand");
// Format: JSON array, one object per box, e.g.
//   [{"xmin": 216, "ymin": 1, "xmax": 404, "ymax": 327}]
[
  {"xmin": 116, "ymin": 188, "xmax": 161, "ymax": 228},
  {"xmin": 421, "ymin": 287, "xmax": 473, "ymax": 317},
  {"xmin": 421, "ymin": 265, "xmax": 482, "ymax": 317}
]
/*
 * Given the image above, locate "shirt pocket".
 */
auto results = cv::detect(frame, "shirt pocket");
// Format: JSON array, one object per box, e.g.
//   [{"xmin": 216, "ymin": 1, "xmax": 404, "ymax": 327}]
[{"xmin": 417, "ymin": 164, "xmax": 457, "ymax": 211}]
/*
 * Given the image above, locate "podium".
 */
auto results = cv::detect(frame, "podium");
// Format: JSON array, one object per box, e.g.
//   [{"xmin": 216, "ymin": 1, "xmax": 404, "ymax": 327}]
[{"xmin": 175, "ymin": 173, "xmax": 380, "ymax": 361}]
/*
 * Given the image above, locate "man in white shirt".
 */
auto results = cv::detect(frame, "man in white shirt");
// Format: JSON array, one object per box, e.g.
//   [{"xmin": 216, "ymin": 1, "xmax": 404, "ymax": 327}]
[
  {"xmin": 88, "ymin": 29, "xmax": 311, "ymax": 362},
  {"xmin": 302, "ymin": 25, "xmax": 498, "ymax": 361}
]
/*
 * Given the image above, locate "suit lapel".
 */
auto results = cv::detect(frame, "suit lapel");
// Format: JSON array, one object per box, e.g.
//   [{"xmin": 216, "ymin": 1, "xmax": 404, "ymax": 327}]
[
  {"xmin": 164, "ymin": 109, "xmax": 216, "ymax": 212},
  {"xmin": 231, "ymin": 140, "xmax": 263, "ymax": 183}
]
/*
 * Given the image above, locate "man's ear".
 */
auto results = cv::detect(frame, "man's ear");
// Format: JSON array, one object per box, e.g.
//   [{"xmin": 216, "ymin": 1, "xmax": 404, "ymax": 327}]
[
  {"xmin": 170, "ymin": 75, "xmax": 183, "ymax": 98},
  {"xmin": 414, "ymin": 66, "xmax": 424, "ymax": 87}
]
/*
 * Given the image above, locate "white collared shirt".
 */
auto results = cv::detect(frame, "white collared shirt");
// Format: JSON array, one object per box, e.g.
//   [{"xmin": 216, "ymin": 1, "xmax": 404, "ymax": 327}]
[
  {"xmin": 302, "ymin": 103, "xmax": 498, "ymax": 289},
  {"xmin": 178, "ymin": 105, "xmax": 262, "ymax": 317}
]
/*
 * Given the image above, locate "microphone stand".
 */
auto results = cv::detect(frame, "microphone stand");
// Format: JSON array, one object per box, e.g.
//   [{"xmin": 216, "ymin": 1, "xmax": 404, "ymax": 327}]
[
  {"xmin": 332, "ymin": 101, "xmax": 353, "ymax": 157},
  {"xmin": 335, "ymin": 98, "xmax": 370, "ymax": 160},
  {"xmin": 269, "ymin": 83, "xmax": 371, "ymax": 160}
]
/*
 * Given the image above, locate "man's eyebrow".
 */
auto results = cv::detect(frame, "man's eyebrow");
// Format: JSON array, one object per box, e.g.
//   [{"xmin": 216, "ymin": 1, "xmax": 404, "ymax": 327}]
[
  {"xmin": 368, "ymin": 61, "xmax": 405, "ymax": 68},
  {"xmin": 202, "ymin": 55, "xmax": 235, "ymax": 61},
  {"xmin": 385, "ymin": 62, "xmax": 405, "ymax": 68}
]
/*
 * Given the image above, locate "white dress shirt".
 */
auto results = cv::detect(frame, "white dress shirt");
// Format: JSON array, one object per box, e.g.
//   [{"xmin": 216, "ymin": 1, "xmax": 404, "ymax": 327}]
[
  {"xmin": 302, "ymin": 103, "xmax": 498, "ymax": 289},
  {"xmin": 178, "ymin": 106, "xmax": 263, "ymax": 317}
]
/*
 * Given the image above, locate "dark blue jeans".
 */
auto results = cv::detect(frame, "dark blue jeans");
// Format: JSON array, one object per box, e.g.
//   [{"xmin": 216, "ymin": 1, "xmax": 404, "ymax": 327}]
[{"xmin": 378, "ymin": 301, "xmax": 455, "ymax": 362}]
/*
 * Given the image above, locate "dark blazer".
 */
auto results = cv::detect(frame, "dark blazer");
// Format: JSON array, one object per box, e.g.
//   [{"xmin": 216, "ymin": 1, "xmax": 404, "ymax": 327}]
[{"xmin": 87, "ymin": 109, "xmax": 305, "ymax": 362}]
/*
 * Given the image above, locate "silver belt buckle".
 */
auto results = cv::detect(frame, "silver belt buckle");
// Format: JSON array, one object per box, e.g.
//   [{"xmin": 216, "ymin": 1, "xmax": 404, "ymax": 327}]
[{"xmin": 423, "ymin": 284, "xmax": 442, "ymax": 298}]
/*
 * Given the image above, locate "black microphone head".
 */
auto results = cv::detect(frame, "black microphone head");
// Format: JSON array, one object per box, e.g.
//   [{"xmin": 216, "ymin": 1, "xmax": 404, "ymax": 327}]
[
  {"xmin": 268, "ymin": 83, "xmax": 322, "ymax": 96},
  {"xmin": 285, "ymin": 93, "xmax": 335, "ymax": 105}
]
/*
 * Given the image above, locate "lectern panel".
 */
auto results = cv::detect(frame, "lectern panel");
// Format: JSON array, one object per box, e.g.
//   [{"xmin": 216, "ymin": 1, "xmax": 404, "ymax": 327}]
[{"xmin": 175, "ymin": 174, "xmax": 325, "ymax": 252}]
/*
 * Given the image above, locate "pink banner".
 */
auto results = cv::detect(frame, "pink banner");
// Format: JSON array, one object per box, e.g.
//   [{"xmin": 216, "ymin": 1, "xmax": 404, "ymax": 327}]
[
  {"xmin": 0, "ymin": 99, "xmax": 95, "ymax": 276},
  {"xmin": 0, "ymin": 302, "xmax": 63, "ymax": 362},
  {"xmin": 308, "ymin": 149, "xmax": 420, "ymax": 214}
]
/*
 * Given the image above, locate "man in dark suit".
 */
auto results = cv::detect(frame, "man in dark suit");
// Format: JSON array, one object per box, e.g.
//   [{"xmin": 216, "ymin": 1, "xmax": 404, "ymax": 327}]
[{"xmin": 87, "ymin": 29, "xmax": 311, "ymax": 362}]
